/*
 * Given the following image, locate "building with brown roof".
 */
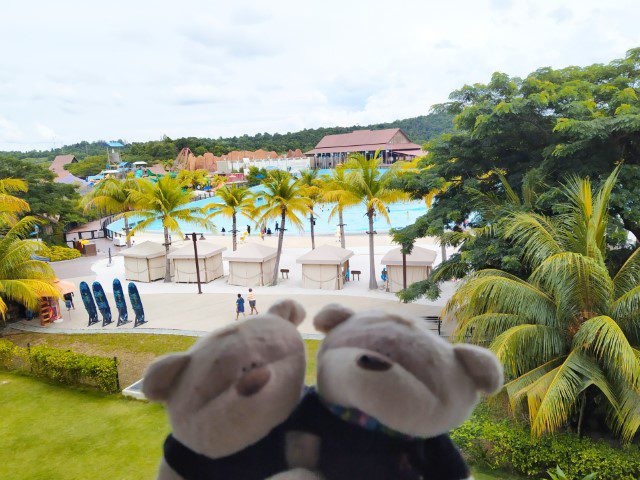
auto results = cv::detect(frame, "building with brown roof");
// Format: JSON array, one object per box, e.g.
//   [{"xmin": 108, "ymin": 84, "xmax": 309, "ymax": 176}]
[
  {"xmin": 305, "ymin": 128, "xmax": 426, "ymax": 168},
  {"xmin": 49, "ymin": 154, "xmax": 77, "ymax": 179}
]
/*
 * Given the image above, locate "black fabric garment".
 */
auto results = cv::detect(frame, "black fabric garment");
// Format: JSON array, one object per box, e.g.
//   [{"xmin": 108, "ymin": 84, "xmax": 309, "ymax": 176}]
[
  {"xmin": 163, "ymin": 427, "xmax": 287, "ymax": 480},
  {"xmin": 285, "ymin": 390, "xmax": 470, "ymax": 480}
]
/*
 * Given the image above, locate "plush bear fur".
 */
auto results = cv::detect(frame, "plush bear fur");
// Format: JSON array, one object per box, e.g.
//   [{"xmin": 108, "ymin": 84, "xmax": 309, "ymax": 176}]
[
  {"xmin": 284, "ymin": 304, "xmax": 504, "ymax": 480},
  {"xmin": 143, "ymin": 299, "xmax": 310, "ymax": 480}
]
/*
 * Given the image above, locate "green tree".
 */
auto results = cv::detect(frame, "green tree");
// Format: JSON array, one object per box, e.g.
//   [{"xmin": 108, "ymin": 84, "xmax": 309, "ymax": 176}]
[
  {"xmin": 65, "ymin": 155, "xmax": 108, "ymax": 178},
  {"xmin": 177, "ymin": 169, "xmax": 209, "ymax": 189},
  {"xmin": 345, "ymin": 152, "xmax": 407, "ymax": 289},
  {"xmin": 82, "ymin": 177, "xmax": 141, "ymax": 247},
  {"xmin": 448, "ymin": 168, "xmax": 640, "ymax": 441},
  {"xmin": 394, "ymin": 48, "xmax": 640, "ymax": 299},
  {"xmin": 202, "ymin": 185, "xmax": 254, "ymax": 251},
  {"xmin": 0, "ymin": 182, "xmax": 58, "ymax": 320},
  {"xmin": 0, "ymin": 157, "xmax": 85, "ymax": 243},
  {"xmin": 298, "ymin": 169, "xmax": 323, "ymax": 249},
  {"xmin": 126, "ymin": 176, "xmax": 208, "ymax": 282},
  {"xmin": 254, "ymin": 172, "xmax": 309, "ymax": 286},
  {"xmin": 320, "ymin": 166, "xmax": 358, "ymax": 249}
]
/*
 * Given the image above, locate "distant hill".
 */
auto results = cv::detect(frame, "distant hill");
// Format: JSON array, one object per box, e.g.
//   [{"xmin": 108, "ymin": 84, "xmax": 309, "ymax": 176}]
[{"xmin": 0, "ymin": 113, "xmax": 453, "ymax": 168}]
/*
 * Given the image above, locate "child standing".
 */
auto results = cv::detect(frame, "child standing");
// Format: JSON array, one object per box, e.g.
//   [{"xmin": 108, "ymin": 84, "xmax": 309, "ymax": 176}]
[
  {"xmin": 247, "ymin": 288, "xmax": 258, "ymax": 314},
  {"xmin": 235, "ymin": 293, "xmax": 246, "ymax": 320}
]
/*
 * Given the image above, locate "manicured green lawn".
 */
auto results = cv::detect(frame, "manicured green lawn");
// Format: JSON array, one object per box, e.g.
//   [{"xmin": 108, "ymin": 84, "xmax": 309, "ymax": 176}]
[
  {"xmin": 0, "ymin": 371, "xmax": 516, "ymax": 480},
  {"xmin": 4, "ymin": 330, "xmax": 320, "ymax": 386}
]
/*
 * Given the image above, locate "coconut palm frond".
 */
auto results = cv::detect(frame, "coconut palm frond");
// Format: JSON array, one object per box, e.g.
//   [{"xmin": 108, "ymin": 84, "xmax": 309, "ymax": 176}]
[
  {"xmin": 453, "ymin": 312, "xmax": 529, "ymax": 344},
  {"xmin": 504, "ymin": 212, "xmax": 562, "ymax": 267},
  {"xmin": 489, "ymin": 324, "xmax": 565, "ymax": 378},
  {"xmin": 573, "ymin": 315, "xmax": 640, "ymax": 386},
  {"xmin": 612, "ymin": 247, "xmax": 640, "ymax": 298},
  {"xmin": 504, "ymin": 357, "xmax": 566, "ymax": 410},
  {"xmin": 528, "ymin": 352, "xmax": 616, "ymax": 438}
]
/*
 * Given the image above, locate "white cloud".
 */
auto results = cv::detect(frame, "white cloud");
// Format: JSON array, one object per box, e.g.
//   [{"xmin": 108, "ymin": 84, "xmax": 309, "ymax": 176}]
[{"xmin": 0, "ymin": 0, "xmax": 639, "ymax": 150}]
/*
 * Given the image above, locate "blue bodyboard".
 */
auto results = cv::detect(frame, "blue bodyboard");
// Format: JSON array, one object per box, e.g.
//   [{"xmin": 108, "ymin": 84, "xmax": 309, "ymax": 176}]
[
  {"xmin": 128, "ymin": 282, "xmax": 146, "ymax": 327},
  {"xmin": 79, "ymin": 281, "xmax": 99, "ymax": 326},
  {"xmin": 113, "ymin": 279, "xmax": 129, "ymax": 326},
  {"xmin": 92, "ymin": 281, "xmax": 112, "ymax": 326}
]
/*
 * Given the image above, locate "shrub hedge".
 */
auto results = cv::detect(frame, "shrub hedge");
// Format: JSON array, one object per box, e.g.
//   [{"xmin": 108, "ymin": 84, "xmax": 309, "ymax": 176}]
[
  {"xmin": 0, "ymin": 339, "xmax": 119, "ymax": 393},
  {"xmin": 39, "ymin": 245, "xmax": 82, "ymax": 262},
  {"xmin": 452, "ymin": 406, "xmax": 640, "ymax": 479}
]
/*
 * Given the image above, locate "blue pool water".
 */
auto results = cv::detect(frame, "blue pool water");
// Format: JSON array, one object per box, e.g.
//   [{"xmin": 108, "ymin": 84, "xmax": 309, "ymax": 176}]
[{"xmin": 107, "ymin": 183, "xmax": 427, "ymax": 236}]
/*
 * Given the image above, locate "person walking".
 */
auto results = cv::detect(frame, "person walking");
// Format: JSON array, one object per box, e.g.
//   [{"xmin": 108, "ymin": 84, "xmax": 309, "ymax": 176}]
[
  {"xmin": 247, "ymin": 288, "xmax": 258, "ymax": 314},
  {"xmin": 235, "ymin": 293, "xmax": 246, "ymax": 320},
  {"xmin": 247, "ymin": 224, "xmax": 251, "ymax": 235},
  {"xmin": 275, "ymin": 221, "xmax": 279, "ymax": 232}
]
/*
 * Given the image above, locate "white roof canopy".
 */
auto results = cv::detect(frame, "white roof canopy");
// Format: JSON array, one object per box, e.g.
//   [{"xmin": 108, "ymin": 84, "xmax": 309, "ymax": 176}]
[
  {"xmin": 168, "ymin": 242, "xmax": 226, "ymax": 259},
  {"xmin": 296, "ymin": 244, "xmax": 354, "ymax": 265},
  {"xmin": 223, "ymin": 243, "xmax": 277, "ymax": 262},
  {"xmin": 381, "ymin": 246, "xmax": 437, "ymax": 266},
  {"xmin": 121, "ymin": 241, "xmax": 168, "ymax": 259}
]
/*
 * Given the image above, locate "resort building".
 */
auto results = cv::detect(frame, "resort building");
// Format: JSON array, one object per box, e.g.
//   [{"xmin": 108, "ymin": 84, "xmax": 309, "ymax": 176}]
[
  {"xmin": 306, "ymin": 128, "xmax": 426, "ymax": 168},
  {"xmin": 176, "ymin": 148, "xmax": 309, "ymax": 174}
]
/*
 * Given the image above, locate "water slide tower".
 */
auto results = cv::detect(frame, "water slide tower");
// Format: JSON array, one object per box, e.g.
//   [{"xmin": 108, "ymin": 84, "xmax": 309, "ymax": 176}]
[{"xmin": 105, "ymin": 141, "xmax": 124, "ymax": 168}]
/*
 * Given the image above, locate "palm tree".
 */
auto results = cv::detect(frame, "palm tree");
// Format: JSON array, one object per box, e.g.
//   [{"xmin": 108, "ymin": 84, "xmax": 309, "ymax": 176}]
[
  {"xmin": 345, "ymin": 152, "xmax": 408, "ymax": 289},
  {"xmin": 202, "ymin": 185, "xmax": 254, "ymax": 251},
  {"xmin": 0, "ymin": 178, "xmax": 29, "ymax": 226},
  {"xmin": 254, "ymin": 172, "xmax": 309, "ymax": 286},
  {"xmin": 298, "ymin": 169, "xmax": 323, "ymax": 249},
  {"xmin": 320, "ymin": 166, "xmax": 358, "ymax": 249},
  {"xmin": 126, "ymin": 176, "xmax": 208, "ymax": 282},
  {"xmin": 83, "ymin": 176, "xmax": 141, "ymax": 247},
  {"xmin": 447, "ymin": 167, "xmax": 640, "ymax": 441},
  {"xmin": 177, "ymin": 169, "xmax": 209, "ymax": 189},
  {"xmin": 0, "ymin": 180, "xmax": 58, "ymax": 321}
]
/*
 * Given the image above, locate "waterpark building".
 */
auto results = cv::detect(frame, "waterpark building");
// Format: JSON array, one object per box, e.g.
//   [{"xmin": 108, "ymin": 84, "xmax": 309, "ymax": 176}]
[{"xmin": 306, "ymin": 128, "xmax": 425, "ymax": 168}]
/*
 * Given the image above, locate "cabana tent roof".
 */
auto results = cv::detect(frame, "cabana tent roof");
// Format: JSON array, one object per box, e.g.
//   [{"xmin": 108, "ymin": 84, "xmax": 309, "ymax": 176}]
[
  {"xmin": 381, "ymin": 246, "xmax": 437, "ymax": 266},
  {"xmin": 223, "ymin": 243, "xmax": 277, "ymax": 263},
  {"xmin": 168, "ymin": 242, "xmax": 226, "ymax": 259},
  {"xmin": 296, "ymin": 244, "xmax": 353, "ymax": 265},
  {"xmin": 121, "ymin": 241, "xmax": 168, "ymax": 259}
]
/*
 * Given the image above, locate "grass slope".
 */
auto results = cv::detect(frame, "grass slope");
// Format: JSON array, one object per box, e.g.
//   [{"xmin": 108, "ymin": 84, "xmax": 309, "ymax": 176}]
[{"xmin": 0, "ymin": 372, "xmax": 516, "ymax": 480}]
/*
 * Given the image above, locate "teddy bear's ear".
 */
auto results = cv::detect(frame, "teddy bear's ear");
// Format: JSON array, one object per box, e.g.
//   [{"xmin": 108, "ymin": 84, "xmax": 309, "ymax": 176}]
[
  {"xmin": 268, "ymin": 299, "xmax": 306, "ymax": 326},
  {"xmin": 453, "ymin": 344, "xmax": 504, "ymax": 395},
  {"xmin": 313, "ymin": 303, "xmax": 354, "ymax": 333},
  {"xmin": 142, "ymin": 353, "xmax": 191, "ymax": 401}
]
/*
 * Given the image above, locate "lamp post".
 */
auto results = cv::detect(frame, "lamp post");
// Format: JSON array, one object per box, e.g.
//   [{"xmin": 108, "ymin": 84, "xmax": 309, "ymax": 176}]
[{"xmin": 185, "ymin": 232, "xmax": 205, "ymax": 294}]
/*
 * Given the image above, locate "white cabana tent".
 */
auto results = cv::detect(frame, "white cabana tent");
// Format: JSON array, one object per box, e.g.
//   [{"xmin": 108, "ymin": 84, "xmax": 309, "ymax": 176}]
[
  {"xmin": 122, "ymin": 241, "xmax": 171, "ymax": 282},
  {"xmin": 296, "ymin": 244, "xmax": 353, "ymax": 290},
  {"xmin": 381, "ymin": 246, "xmax": 437, "ymax": 293},
  {"xmin": 168, "ymin": 242, "xmax": 226, "ymax": 283},
  {"xmin": 224, "ymin": 243, "xmax": 277, "ymax": 286}
]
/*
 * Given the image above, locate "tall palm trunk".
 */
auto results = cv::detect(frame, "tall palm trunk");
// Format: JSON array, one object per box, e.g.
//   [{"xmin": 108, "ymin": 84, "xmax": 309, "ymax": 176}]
[
  {"xmin": 367, "ymin": 209, "xmax": 377, "ymax": 289},
  {"xmin": 338, "ymin": 207, "xmax": 345, "ymax": 249},
  {"xmin": 272, "ymin": 208, "xmax": 286, "ymax": 286},
  {"xmin": 123, "ymin": 215, "xmax": 131, "ymax": 247},
  {"xmin": 232, "ymin": 213, "xmax": 237, "ymax": 251},
  {"xmin": 309, "ymin": 210, "xmax": 316, "ymax": 249},
  {"xmin": 163, "ymin": 226, "xmax": 171, "ymax": 282}
]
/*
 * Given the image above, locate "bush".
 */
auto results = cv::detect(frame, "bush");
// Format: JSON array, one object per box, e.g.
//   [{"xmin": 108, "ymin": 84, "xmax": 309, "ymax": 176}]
[
  {"xmin": 0, "ymin": 339, "xmax": 119, "ymax": 393},
  {"xmin": 37, "ymin": 244, "xmax": 82, "ymax": 262},
  {"xmin": 452, "ymin": 406, "xmax": 640, "ymax": 479}
]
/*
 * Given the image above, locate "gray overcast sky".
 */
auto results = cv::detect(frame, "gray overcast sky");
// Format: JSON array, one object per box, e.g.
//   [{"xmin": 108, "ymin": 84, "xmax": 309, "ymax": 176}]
[{"xmin": 1, "ymin": 0, "xmax": 639, "ymax": 151}]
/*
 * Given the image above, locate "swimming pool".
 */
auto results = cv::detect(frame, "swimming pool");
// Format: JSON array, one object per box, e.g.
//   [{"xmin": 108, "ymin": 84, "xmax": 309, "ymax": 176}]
[{"xmin": 106, "ymin": 183, "xmax": 427, "ymax": 236}]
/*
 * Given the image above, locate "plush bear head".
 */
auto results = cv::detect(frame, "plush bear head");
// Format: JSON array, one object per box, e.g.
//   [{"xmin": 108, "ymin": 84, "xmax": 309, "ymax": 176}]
[
  {"xmin": 314, "ymin": 304, "xmax": 503, "ymax": 438},
  {"xmin": 143, "ymin": 299, "xmax": 307, "ymax": 458}
]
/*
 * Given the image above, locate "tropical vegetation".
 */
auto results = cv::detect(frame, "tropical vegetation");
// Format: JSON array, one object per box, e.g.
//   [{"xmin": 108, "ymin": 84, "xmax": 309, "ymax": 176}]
[
  {"xmin": 448, "ymin": 169, "xmax": 640, "ymax": 442},
  {"xmin": 394, "ymin": 48, "xmax": 640, "ymax": 300},
  {"xmin": 320, "ymin": 165, "xmax": 358, "ymax": 249},
  {"xmin": 254, "ymin": 171, "xmax": 309, "ymax": 285},
  {"xmin": 126, "ymin": 176, "xmax": 209, "ymax": 282},
  {"xmin": 83, "ymin": 176, "xmax": 141, "ymax": 247},
  {"xmin": 202, "ymin": 185, "xmax": 254, "ymax": 251},
  {"xmin": 0, "ymin": 178, "xmax": 59, "ymax": 320},
  {"xmin": 344, "ymin": 152, "xmax": 407, "ymax": 289},
  {"xmin": 298, "ymin": 169, "xmax": 323, "ymax": 249}
]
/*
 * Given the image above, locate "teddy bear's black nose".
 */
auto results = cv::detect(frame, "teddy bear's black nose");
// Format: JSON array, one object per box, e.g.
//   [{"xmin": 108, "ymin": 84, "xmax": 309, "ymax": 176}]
[{"xmin": 357, "ymin": 354, "xmax": 392, "ymax": 371}]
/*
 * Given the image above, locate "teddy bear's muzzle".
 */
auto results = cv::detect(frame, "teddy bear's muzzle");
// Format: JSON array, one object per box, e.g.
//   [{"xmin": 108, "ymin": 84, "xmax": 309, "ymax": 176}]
[
  {"xmin": 357, "ymin": 354, "xmax": 392, "ymax": 372},
  {"xmin": 235, "ymin": 366, "xmax": 271, "ymax": 396}
]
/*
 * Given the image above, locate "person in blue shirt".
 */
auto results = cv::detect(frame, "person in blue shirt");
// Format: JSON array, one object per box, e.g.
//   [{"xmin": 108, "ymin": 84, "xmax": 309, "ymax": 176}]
[
  {"xmin": 235, "ymin": 293, "xmax": 246, "ymax": 321},
  {"xmin": 381, "ymin": 267, "xmax": 387, "ymax": 282}
]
